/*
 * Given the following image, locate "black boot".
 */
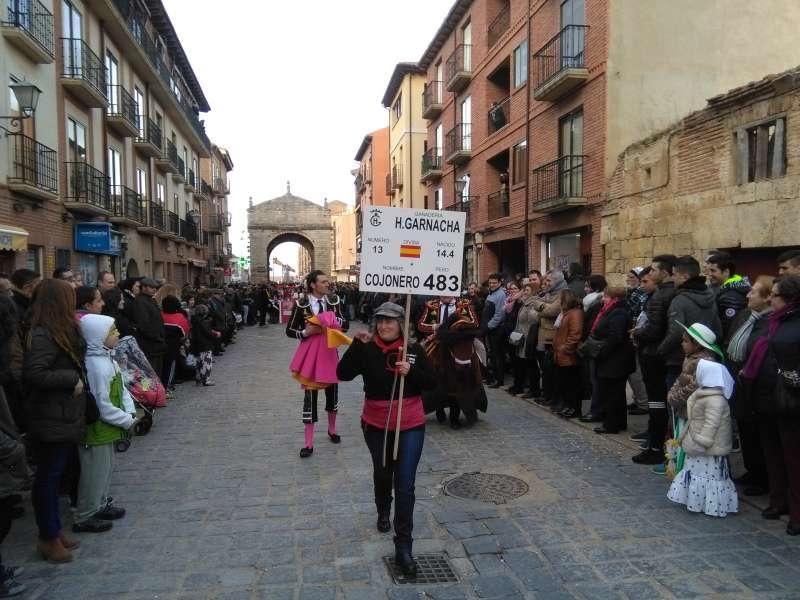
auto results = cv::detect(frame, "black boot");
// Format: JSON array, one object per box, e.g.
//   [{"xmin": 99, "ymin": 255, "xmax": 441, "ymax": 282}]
[{"xmin": 395, "ymin": 548, "xmax": 417, "ymax": 578}]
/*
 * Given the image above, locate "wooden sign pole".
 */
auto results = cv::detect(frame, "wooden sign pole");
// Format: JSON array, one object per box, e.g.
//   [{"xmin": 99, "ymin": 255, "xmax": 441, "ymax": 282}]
[{"xmin": 392, "ymin": 293, "xmax": 413, "ymax": 460}]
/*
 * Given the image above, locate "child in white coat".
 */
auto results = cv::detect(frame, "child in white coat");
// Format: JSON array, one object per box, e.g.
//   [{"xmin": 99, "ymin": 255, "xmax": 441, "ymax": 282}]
[
  {"xmin": 667, "ymin": 359, "xmax": 738, "ymax": 517},
  {"xmin": 72, "ymin": 315, "xmax": 136, "ymax": 533}
]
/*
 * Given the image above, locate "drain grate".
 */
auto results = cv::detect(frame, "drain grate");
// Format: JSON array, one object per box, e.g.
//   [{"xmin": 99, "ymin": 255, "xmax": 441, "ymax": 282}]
[
  {"xmin": 384, "ymin": 553, "xmax": 459, "ymax": 585},
  {"xmin": 444, "ymin": 472, "xmax": 529, "ymax": 504}
]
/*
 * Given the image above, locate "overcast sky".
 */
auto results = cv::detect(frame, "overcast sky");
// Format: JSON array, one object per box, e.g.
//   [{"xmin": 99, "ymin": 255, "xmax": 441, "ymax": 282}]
[{"xmin": 162, "ymin": 0, "xmax": 453, "ymax": 271}]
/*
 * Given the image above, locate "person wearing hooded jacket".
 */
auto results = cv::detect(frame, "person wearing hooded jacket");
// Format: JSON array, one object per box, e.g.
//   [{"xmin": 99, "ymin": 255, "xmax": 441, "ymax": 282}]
[
  {"xmin": 658, "ymin": 256, "xmax": 722, "ymax": 384},
  {"xmin": 705, "ymin": 252, "xmax": 751, "ymax": 340},
  {"xmin": 72, "ymin": 314, "xmax": 135, "ymax": 534}
]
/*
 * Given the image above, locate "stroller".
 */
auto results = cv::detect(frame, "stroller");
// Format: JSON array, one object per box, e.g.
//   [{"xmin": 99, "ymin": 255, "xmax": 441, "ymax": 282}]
[{"xmin": 113, "ymin": 336, "xmax": 167, "ymax": 437}]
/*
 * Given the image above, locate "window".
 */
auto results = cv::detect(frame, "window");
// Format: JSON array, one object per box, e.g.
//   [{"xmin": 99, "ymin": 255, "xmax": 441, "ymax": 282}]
[
  {"xmin": 513, "ymin": 41, "xmax": 528, "ymax": 87},
  {"xmin": 136, "ymin": 168, "xmax": 147, "ymax": 198},
  {"xmin": 26, "ymin": 245, "xmax": 42, "ymax": 276},
  {"xmin": 173, "ymin": 193, "xmax": 179, "ymax": 213},
  {"xmin": 134, "ymin": 87, "xmax": 145, "ymax": 134},
  {"xmin": 392, "ymin": 94, "xmax": 402, "ymax": 122},
  {"xmin": 559, "ymin": 110, "xmax": 584, "ymax": 197},
  {"xmin": 434, "ymin": 187, "xmax": 443, "ymax": 210},
  {"xmin": 512, "ymin": 140, "xmax": 527, "ymax": 185},
  {"xmin": 737, "ymin": 118, "xmax": 786, "ymax": 183},
  {"xmin": 156, "ymin": 180, "xmax": 165, "ymax": 204},
  {"xmin": 105, "ymin": 51, "xmax": 119, "ymax": 110},
  {"xmin": 107, "ymin": 146, "xmax": 122, "ymax": 192},
  {"xmin": 66, "ymin": 117, "xmax": 86, "ymax": 162}
]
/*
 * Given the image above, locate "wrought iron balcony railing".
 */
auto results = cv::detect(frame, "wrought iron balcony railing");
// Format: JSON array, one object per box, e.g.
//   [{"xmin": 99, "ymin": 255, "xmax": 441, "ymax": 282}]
[
  {"xmin": 391, "ymin": 165, "xmax": 403, "ymax": 189},
  {"xmin": 6, "ymin": 132, "xmax": 57, "ymax": 197},
  {"xmin": 2, "ymin": 0, "xmax": 55, "ymax": 58},
  {"xmin": 445, "ymin": 123, "xmax": 472, "ymax": 164},
  {"xmin": 488, "ymin": 96, "xmax": 510, "ymax": 134},
  {"xmin": 487, "ymin": 4, "xmax": 510, "ymax": 48},
  {"xmin": 135, "ymin": 116, "xmax": 161, "ymax": 149},
  {"xmin": 180, "ymin": 219, "xmax": 198, "ymax": 243},
  {"xmin": 148, "ymin": 202, "xmax": 165, "ymax": 230},
  {"xmin": 532, "ymin": 25, "xmax": 588, "ymax": 92},
  {"xmin": 175, "ymin": 156, "xmax": 185, "ymax": 180},
  {"xmin": 421, "ymin": 147, "xmax": 443, "ymax": 180},
  {"xmin": 385, "ymin": 172, "xmax": 393, "ymax": 196},
  {"xmin": 60, "ymin": 37, "xmax": 106, "ymax": 98},
  {"xmin": 531, "ymin": 155, "xmax": 586, "ymax": 204},
  {"xmin": 106, "ymin": 84, "xmax": 138, "ymax": 130},
  {"xmin": 444, "ymin": 197, "xmax": 475, "ymax": 229},
  {"xmin": 445, "ymin": 43, "xmax": 472, "ymax": 91},
  {"xmin": 213, "ymin": 177, "xmax": 228, "ymax": 195},
  {"xmin": 166, "ymin": 210, "xmax": 180, "ymax": 235},
  {"xmin": 487, "ymin": 190, "xmax": 510, "ymax": 220},
  {"xmin": 111, "ymin": 185, "xmax": 144, "ymax": 222},
  {"xmin": 201, "ymin": 179, "xmax": 213, "ymax": 198},
  {"xmin": 65, "ymin": 161, "xmax": 110, "ymax": 210},
  {"xmin": 422, "ymin": 80, "xmax": 444, "ymax": 119}
]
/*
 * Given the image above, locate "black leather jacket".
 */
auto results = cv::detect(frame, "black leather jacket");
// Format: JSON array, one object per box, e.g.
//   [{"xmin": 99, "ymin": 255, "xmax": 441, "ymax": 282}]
[{"xmin": 633, "ymin": 281, "xmax": 676, "ymax": 360}]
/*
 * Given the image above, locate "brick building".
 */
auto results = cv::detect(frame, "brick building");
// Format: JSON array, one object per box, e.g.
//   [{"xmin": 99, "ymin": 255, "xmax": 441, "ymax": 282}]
[
  {"xmin": 0, "ymin": 0, "xmax": 231, "ymax": 285},
  {"xmin": 412, "ymin": 0, "xmax": 800, "ymax": 282},
  {"xmin": 353, "ymin": 127, "xmax": 390, "ymax": 263},
  {"xmin": 603, "ymin": 67, "xmax": 800, "ymax": 284}
]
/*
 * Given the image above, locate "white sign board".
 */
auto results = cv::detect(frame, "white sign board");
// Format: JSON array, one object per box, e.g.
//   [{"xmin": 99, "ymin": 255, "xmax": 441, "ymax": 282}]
[{"xmin": 359, "ymin": 206, "xmax": 466, "ymax": 296}]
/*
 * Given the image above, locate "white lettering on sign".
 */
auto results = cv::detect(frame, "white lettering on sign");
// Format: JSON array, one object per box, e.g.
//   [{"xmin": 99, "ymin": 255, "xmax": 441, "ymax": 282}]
[{"xmin": 359, "ymin": 206, "xmax": 466, "ymax": 296}]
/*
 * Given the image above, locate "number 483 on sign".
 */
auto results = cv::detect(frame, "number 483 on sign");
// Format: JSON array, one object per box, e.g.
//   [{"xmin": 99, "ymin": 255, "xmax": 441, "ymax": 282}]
[{"xmin": 423, "ymin": 274, "xmax": 459, "ymax": 292}]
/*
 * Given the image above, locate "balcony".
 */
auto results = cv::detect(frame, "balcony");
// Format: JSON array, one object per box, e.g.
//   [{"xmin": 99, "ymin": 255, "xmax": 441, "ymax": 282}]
[
  {"xmin": 487, "ymin": 97, "xmax": 510, "ymax": 135},
  {"xmin": 109, "ymin": 0, "xmax": 211, "ymax": 155},
  {"xmin": 180, "ymin": 219, "xmax": 199, "ymax": 244},
  {"xmin": 106, "ymin": 85, "xmax": 138, "ymax": 137},
  {"xmin": 532, "ymin": 25, "xmax": 589, "ymax": 102},
  {"xmin": 213, "ymin": 177, "xmax": 228, "ymax": 195},
  {"xmin": 194, "ymin": 178, "xmax": 212, "ymax": 201},
  {"xmin": 5, "ymin": 132, "xmax": 58, "ymax": 202},
  {"xmin": 531, "ymin": 155, "xmax": 587, "ymax": 213},
  {"xmin": 133, "ymin": 116, "xmax": 161, "ymax": 157},
  {"xmin": 444, "ymin": 197, "xmax": 474, "ymax": 230},
  {"xmin": 445, "ymin": 123, "xmax": 472, "ymax": 165},
  {"xmin": 173, "ymin": 156, "xmax": 186, "ymax": 183},
  {"xmin": 354, "ymin": 172, "xmax": 364, "ymax": 192},
  {"xmin": 487, "ymin": 4, "xmax": 510, "ymax": 48},
  {"xmin": 137, "ymin": 202, "xmax": 165, "ymax": 235},
  {"xmin": 166, "ymin": 210, "xmax": 180, "ymax": 237},
  {"xmin": 1, "ymin": 0, "xmax": 54, "ymax": 63},
  {"xmin": 203, "ymin": 213, "xmax": 223, "ymax": 233},
  {"xmin": 445, "ymin": 44, "xmax": 472, "ymax": 92},
  {"xmin": 110, "ymin": 185, "xmax": 144, "ymax": 226},
  {"xmin": 391, "ymin": 165, "xmax": 403, "ymax": 190},
  {"xmin": 64, "ymin": 161, "xmax": 111, "ymax": 215},
  {"xmin": 420, "ymin": 148, "xmax": 443, "ymax": 182},
  {"xmin": 185, "ymin": 169, "xmax": 196, "ymax": 192},
  {"xmin": 59, "ymin": 38, "xmax": 107, "ymax": 108},
  {"xmin": 422, "ymin": 80, "xmax": 444, "ymax": 120},
  {"xmin": 487, "ymin": 190, "xmax": 510, "ymax": 221},
  {"xmin": 385, "ymin": 173, "xmax": 393, "ymax": 196},
  {"xmin": 155, "ymin": 139, "xmax": 179, "ymax": 173}
]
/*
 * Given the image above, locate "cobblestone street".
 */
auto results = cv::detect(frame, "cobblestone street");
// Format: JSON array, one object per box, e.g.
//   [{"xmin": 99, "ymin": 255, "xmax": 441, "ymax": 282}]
[{"xmin": 6, "ymin": 325, "xmax": 800, "ymax": 600}]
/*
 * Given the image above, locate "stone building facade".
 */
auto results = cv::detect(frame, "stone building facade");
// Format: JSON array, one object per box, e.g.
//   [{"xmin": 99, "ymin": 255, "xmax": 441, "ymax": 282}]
[{"xmin": 603, "ymin": 68, "xmax": 800, "ymax": 284}]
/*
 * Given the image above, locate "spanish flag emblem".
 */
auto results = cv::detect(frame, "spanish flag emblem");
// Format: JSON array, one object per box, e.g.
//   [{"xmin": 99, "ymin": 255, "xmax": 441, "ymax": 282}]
[{"xmin": 400, "ymin": 244, "xmax": 422, "ymax": 259}]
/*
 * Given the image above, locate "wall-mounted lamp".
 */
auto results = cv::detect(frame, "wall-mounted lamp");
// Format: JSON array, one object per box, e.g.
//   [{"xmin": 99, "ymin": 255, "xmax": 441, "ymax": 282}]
[
  {"xmin": 1, "ymin": 80, "xmax": 42, "ymax": 131},
  {"xmin": 474, "ymin": 231, "xmax": 484, "ymax": 252}
]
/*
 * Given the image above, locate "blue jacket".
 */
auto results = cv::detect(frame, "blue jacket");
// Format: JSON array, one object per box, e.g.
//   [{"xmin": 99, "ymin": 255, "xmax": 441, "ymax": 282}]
[{"xmin": 487, "ymin": 287, "xmax": 507, "ymax": 330}]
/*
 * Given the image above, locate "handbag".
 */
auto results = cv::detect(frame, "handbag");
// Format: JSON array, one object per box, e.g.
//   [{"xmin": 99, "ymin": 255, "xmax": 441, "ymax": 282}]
[
  {"xmin": 508, "ymin": 331, "xmax": 525, "ymax": 346},
  {"xmin": 83, "ymin": 385, "xmax": 100, "ymax": 425},
  {"xmin": 578, "ymin": 335, "xmax": 606, "ymax": 359}
]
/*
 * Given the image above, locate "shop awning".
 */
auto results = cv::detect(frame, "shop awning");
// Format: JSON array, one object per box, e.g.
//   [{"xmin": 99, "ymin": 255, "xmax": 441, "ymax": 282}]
[
  {"xmin": 189, "ymin": 259, "xmax": 208, "ymax": 268},
  {"xmin": 0, "ymin": 225, "xmax": 29, "ymax": 252}
]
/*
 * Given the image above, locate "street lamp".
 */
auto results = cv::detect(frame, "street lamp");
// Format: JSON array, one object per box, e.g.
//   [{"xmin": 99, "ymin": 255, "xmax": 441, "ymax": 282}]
[
  {"xmin": 187, "ymin": 209, "xmax": 201, "ymax": 226},
  {"xmin": 1, "ymin": 80, "xmax": 42, "ymax": 129},
  {"xmin": 454, "ymin": 178, "xmax": 466, "ymax": 203}
]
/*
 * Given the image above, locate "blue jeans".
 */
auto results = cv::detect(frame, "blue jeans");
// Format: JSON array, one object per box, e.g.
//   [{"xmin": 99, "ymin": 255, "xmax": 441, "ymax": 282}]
[
  {"xmin": 32, "ymin": 442, "xmax": 73, "ymax": 541},
  {"xmin": 362, "ymin": 422, "xmax": 424, "ymax": 551}
]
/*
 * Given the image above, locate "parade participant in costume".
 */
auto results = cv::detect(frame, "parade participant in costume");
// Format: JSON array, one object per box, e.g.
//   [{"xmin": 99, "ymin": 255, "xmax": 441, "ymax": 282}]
[
  {"xmin": 286, "ymin": 270, "xmax": 349, "ymax": 458},
  {"xmin": 418, "ymin": 296, "xmax": 486, "ymax": 428},
  {"xmin": 337, "ymin": 302, "xmax": 436, "ymax": 578}
]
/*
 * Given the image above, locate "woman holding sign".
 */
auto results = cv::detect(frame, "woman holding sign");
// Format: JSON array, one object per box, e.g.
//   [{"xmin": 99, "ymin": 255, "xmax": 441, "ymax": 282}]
[{"xmin": 337, "ymin": 302, "xmax": 436, "ymax": 578}]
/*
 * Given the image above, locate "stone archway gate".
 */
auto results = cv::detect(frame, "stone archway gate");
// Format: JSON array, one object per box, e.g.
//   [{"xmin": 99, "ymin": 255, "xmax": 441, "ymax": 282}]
[{"xmin": 247, "ymin": 185, "xmax": 332, "ymax": 283}]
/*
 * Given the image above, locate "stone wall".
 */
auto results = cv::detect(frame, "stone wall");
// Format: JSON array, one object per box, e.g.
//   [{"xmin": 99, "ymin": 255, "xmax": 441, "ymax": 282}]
[{"xmin": 602, "ymin": 73, "xmax": 800, "ymax": 284}]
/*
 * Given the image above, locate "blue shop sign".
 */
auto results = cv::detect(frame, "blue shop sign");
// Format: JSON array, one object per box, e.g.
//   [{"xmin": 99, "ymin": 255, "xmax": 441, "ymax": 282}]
[{"xmin": 74, "ymin": 222, "xmax": 123, "ymax": 256}]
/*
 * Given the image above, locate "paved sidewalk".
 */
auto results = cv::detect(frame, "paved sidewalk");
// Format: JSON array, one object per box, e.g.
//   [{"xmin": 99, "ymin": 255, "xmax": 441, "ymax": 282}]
[{"xmin": 5, "ymin": 325, "xmax": 800, "ymax": 600}]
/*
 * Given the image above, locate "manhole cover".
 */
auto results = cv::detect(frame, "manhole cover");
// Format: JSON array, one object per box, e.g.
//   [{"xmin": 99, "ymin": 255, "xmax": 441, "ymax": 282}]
[
  {"xmin": 444, "ymin": 472, "xmax": 529, "ymax": 504},
  {"xmin": 384, "ymin": 553, "xmax": 458, "ymax": 585}
]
